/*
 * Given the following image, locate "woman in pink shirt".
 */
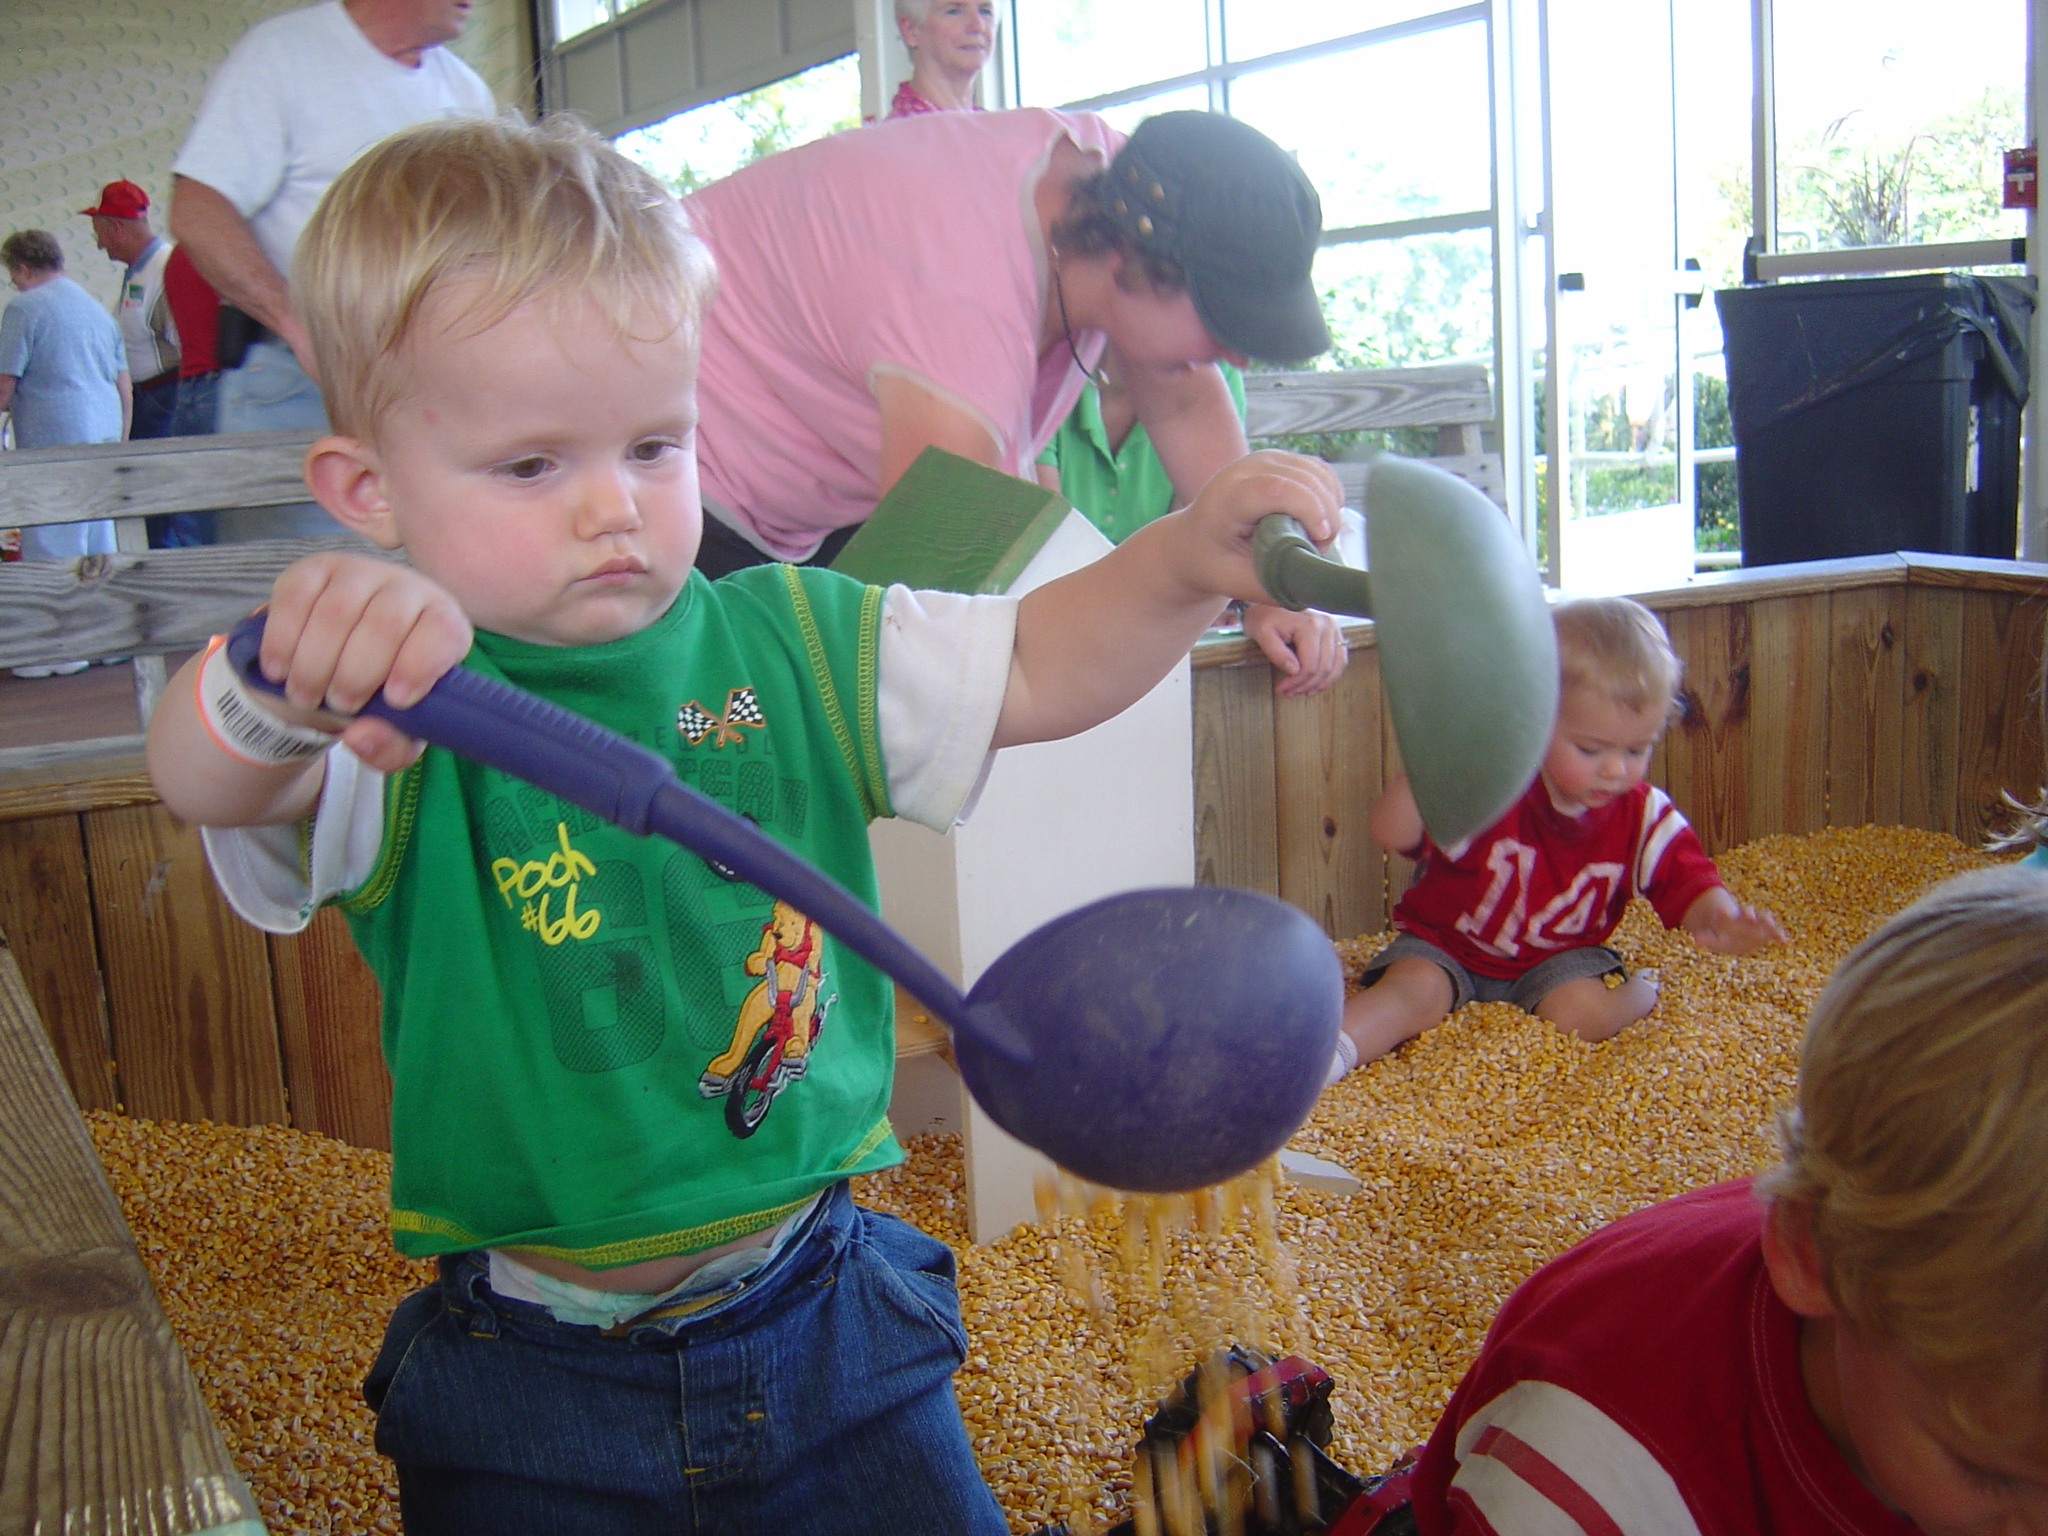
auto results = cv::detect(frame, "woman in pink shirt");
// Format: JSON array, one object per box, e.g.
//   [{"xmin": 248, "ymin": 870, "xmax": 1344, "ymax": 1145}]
[{"xmin": 685, "ymin": 108, "xmax": 1349, "ymax": 695}]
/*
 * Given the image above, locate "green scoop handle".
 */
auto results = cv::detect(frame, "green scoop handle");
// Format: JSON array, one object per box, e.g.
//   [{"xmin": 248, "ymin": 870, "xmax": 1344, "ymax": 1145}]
[{"xmin": 1250, "ymin": 455, "xmax": 1557, "ymax": 850}]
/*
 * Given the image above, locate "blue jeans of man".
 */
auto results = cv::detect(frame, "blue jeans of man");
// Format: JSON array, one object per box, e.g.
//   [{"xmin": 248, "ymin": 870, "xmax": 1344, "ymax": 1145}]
[
  {"xmin": 137, "ymin": 372, "xmax": 213, "ymax": 547},
  {"xmin": 213, "ymin": 338, "xmax": 342, "ymax": 542},
  {"xmin": 362, "ymin": 1182, "xmax": 1007, "ymax": 1536}
]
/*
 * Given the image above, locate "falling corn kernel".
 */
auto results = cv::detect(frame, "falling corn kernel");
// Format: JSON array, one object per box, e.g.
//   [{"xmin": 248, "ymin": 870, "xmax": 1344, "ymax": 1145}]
[{"xmin": 85, "ymin": 826, "xmax": 1997, "ymax": 1534}]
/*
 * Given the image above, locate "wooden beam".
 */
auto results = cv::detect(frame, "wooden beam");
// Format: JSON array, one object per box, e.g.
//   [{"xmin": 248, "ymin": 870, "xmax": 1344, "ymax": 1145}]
[
  {"xmin": 0, "ymin": 536, "xmax": 384, "ymax": 671},
  {"xmin": 0, "ymin": 816, "xmax": 118, "ymax": 1114},
  {"xmin": 1243, "ymin": 364, "xmax": 1494, "ymax": 438},
  {"xmin": 84, "ymin": 805, "xmax": 288, "ymax": 1127},
  {"xmin": 0, "ymin": 928, "xmax": 262, "ymax": 1536},
  {"xmin": 0, "ymin": 431, "xmax": 316, "ymax": 527}
]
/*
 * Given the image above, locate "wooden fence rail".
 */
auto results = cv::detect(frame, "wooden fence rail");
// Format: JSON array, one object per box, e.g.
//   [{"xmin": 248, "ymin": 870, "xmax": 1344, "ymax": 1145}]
[
  {"xmin": 3, "ymin": 553, "xmax": 2041, "ymax": 1154},
  {"xmin": 1192, "ymin": 551, "xmax": 2048, "ymax": 942}
]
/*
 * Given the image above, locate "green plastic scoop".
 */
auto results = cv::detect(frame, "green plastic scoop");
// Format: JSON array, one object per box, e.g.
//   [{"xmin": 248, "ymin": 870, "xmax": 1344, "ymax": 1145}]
[{"xmin": 1251, "ymin": 454, "xmax": 1557, "ymax": 849}]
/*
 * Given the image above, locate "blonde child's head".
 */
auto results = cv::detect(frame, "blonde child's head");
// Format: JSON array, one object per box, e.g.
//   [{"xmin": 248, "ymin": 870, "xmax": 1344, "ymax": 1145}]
[
  {"xmin": 1551, "ymin": 596, "xmax": 1682, "ymax": 716},
  {"xmin": 294, "ymin": 113, "xmax": 715, "ymax": 440},
  {"xmin": 1761, "ymin": 863, "xmax": 2048, "ymax": 1453}
]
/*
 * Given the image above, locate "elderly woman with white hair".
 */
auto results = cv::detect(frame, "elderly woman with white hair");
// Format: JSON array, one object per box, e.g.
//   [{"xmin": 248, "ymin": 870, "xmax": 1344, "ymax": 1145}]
[
  {"xmin": 684, "ymin": 108, "xmax": 1350, "ymax": 696},
  {"xmin": 889, "ymin": 0, "xmax": 997, "ymax": 117}
]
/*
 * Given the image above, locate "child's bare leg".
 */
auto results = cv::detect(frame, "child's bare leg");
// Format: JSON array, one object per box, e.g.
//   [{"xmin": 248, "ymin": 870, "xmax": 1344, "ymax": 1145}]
[
  {"xmin": 1535, "ymin": 971, "xmax": 1659, "ymax": 1042},
  {"xmin": 1340, "ymin": 956, "xmax": 1455, "ymax": 1065}
]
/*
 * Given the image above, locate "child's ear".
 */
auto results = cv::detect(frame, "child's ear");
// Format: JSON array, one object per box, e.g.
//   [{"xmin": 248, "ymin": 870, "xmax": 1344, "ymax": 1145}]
[
  {"xmin": 304, "ymin": 435, "xmax": 401, "ymax": 550},
  {"xmin": 1759, "ymin": 1195, "xmax": 1837, "ymax": 1319}
]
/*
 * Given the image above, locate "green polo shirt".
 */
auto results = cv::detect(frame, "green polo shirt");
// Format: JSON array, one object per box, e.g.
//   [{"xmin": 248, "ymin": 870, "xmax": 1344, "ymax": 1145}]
[{"xmin": 1038, "ymin": 363, "xmax": 1247, "ymax": 544}]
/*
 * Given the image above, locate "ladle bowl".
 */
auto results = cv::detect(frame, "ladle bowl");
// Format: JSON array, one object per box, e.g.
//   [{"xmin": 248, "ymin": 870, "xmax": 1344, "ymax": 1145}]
[
  {"xmin": 224, "ymin": 616, "xmax": 1338, "ymax": 1193},
  {"xmin": 1252, "ymin": 454, "xmax": 1557, "ymax": 850}
]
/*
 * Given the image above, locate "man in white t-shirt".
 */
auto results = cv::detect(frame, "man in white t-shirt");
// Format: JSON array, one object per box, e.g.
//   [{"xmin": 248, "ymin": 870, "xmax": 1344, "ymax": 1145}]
[{"xmin": 170, "ymin": 0, "xmax": 493, "ymax": 538}]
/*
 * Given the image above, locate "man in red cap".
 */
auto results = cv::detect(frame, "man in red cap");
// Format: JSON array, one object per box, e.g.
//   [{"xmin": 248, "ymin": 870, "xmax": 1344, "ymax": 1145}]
[{"xmin": 81, "ymin": 180, "xmax": 179, "ymax": 443}]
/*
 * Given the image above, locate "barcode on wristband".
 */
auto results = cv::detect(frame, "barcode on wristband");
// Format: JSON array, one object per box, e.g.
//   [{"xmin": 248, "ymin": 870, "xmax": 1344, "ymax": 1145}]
[{"xmin": 197, "ymin": 636, "xmax": 337, "ymax": 767}]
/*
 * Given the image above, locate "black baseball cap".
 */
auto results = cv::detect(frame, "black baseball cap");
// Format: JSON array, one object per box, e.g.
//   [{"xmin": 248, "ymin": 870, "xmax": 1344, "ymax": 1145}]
[{"xmin": 1105, "ymin": 112, "xmax": 1330, "ymax": 364}]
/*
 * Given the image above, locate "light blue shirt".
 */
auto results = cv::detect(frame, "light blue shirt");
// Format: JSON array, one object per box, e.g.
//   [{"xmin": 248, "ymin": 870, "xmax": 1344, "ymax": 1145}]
[{"xmin": 0, "ymin": 275, "xmax": 124, "ymax": 449}]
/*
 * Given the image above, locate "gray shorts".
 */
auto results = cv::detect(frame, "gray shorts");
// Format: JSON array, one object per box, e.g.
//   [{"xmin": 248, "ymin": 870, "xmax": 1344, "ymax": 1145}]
[{"xmin": 1359, "ymin": 932, "xmax": 1626, "ymax": 1014}]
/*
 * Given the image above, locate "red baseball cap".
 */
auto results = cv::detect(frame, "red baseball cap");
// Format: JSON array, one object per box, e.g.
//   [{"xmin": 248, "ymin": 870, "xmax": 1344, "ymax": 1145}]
[{"xmin": 80, "ymin": 180, "xmax": 150, "ymax": 219}]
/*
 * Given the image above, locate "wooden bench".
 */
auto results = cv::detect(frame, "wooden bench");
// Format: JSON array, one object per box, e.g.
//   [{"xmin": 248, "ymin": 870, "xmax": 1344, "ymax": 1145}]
[
  {"xmin": 0, "ymin": 924, "xmax": 264, "ymax": 1536},
  {"xmin": 1243, "ymin": 361, "xmax": 1504, "ymax": 509}
]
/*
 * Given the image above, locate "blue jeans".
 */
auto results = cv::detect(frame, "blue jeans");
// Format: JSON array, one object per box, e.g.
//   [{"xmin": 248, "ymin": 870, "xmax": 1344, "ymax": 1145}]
[
  {"xmin": 146, "ymin": 373, "xmax": 216, "ymax": 547},
  {"xmin": 363, "ymin": 1183, "xmax": 1006, "ymax": 1535},
  {"xmin": 213, "ymin": 339, "xmax": 342, "ymax": 542}
]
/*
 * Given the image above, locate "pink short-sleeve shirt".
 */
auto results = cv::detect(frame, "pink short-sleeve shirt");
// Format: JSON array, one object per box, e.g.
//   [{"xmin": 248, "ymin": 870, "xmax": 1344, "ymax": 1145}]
[{"xmin": 684, "ymin": 108, "xmax": 1125, "ymax": 561}]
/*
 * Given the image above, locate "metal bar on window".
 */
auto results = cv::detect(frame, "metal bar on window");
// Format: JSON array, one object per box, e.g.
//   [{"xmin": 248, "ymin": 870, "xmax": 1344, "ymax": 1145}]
[
  {"xmin": 1321, "ymin": 209, "xmax": 1495, "ymax": 247},
  {"xmin": 1058, "ymin": 3, "xmax": 1488, "ymax": 113},
  {"xmin": 1749, "ymin": 239, "xmax": 2028, "ymax": 282}
]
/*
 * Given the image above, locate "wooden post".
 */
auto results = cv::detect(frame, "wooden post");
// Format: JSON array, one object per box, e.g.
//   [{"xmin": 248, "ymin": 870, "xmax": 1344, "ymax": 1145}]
[{"xmin": 0, "ymin": 925, "xmax": 264, "ymax": 1535}]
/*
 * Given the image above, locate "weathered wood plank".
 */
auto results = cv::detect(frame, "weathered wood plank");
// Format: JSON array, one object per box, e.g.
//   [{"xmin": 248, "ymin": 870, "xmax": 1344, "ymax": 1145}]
[
  {"xmin": 1640, "ymin": 553, "xmax": 1911, "ymax": 609},
  {"xmin": 1996, "ymin": 595, "xmax": 2048, "ymax": 825},
  {"xmin": 1661, "ymin": 603, "xmax": 1750, "ymax": 855},
  {"xmin": 0, "ymin": 817, "xmax": 118, "ymax": 1114},
  {"xmin": 0, "ymin": 929, "xmax": 262, "ymax": 1536},
  {"xmin": 1902, "ymin": 551, "xmax": 2048, "ymax": 595},
  {"xmin": 0, "ymin": 734, "xmax": 149, "ymax": 779},
  {"xmin": 1900, "ymin": 586, "xmax": 1966, "ymax": 837},
  {"xmin": 1951, "ymin": 591, "xmax": 2043, "ymax": 847},
  {"xmin": 0, "ymin": 535, "xmax": 385, "ymax": 671},
  {"xmin": 269, "ymin": 909, "xmax": 391, "ymax": 1153},
  {"xmin": 83, "ymin": 804, "xmax": 288, "ymax": 1127},
  {"xmin": 1743, "ymin": 594, "xmax": 1829, "ymax": 840},
  {"xmin": 0, "ymin": 430, "xmax": 316, "ymax": 527},
  {"xmin": 1192, "ymin": 661, "xmax": 1279, "ymax": 895},
  {"xmin": 1273, "ymin": 650, "xmax": 1383, "ymax": 942},
  {"xmin": 1243, "ymin": 364, "xmax": 1493, "ymax": 438},
  {"xmin": 0, "ymin": 759, "xmax": 157, "ymax": 825},
  {"xmin": 1825, "ymin": 586, "xmax": 1907, "ymax": 829}
]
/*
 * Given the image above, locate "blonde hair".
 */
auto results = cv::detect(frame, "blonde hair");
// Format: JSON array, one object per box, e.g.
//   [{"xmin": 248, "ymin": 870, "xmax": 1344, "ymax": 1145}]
[
  {"xmin": 294, "ymin": 113, "xmax": 715, "ymax": 438},
  {"xmin": 1551, "ymin": 596, "xmax": 1681, "ymax": 715},
  {"xmin": 1759, "ymin": 863, "xmax": 2048, "ymax": 1443}
]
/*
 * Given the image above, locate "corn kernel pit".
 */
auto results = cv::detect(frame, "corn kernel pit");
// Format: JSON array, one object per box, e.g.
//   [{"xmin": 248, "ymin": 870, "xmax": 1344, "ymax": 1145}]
[{"xmin": 85, "ymin": 825, "xmax": 1996, "ymax": 1534}]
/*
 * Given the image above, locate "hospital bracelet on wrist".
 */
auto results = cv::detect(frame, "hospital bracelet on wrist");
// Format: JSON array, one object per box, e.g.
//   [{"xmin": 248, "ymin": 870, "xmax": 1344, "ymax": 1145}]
[{"xmin": 195, "ymin": 633, "xmax": 338, "ymax": 768}]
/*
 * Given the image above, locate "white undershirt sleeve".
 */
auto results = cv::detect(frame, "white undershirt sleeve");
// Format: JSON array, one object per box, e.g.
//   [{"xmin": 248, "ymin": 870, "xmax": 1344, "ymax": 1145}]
[
  {"xmin": 873, "ymin": 583, "xmax": 1017, "ymax": 832},
  {"xmin": 200, "ymin": 747, "xmax": 387, "ymax": 934}
]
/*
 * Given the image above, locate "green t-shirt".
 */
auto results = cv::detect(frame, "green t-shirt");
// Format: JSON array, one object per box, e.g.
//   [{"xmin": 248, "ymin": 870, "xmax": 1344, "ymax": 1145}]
[
  {"xmin": 1038, "ymin": 363, "xmax": 1247, "ymax": 544},
  {"xmin": 339, "ymin": 564, "xmax": 901, "ymax": 1267}
]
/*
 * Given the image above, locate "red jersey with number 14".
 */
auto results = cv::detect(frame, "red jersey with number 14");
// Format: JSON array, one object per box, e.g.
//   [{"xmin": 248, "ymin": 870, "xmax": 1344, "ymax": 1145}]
[{"xmin": 1391, "ymin": 778, "xmax": 1722, "ymax": 980}]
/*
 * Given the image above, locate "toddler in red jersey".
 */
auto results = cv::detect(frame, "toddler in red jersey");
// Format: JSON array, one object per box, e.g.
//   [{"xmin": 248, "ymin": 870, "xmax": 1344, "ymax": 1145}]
[
  {"xmin": 1400, "ymin": 862, "xmax": 2048, "ymax": 1534},
  {"xmin": 1330, "ymin": 595, "xmax": 1785, "ymax": 1082}
]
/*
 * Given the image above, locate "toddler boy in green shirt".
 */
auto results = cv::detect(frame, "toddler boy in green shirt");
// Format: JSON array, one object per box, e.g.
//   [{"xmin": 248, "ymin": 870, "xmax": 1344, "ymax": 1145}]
[{"xmin": 145, "ymin": 115, "xmax": 1341, "ymax": 1533}]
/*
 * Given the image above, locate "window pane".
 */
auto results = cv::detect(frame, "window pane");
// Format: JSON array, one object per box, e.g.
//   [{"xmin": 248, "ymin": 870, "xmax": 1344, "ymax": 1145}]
[
  {"xmin": 1225, "ymin": 0, "xmax": 1468, "ymax": 62},
  {"xmin": 1229, "ymin": 25, "xmax": 1491, "ymax": 232},
  {"xmin": 1093, "ymin": 86, "xmax": 1211, "ymax": 137},
  {"xmin": 613, "ymin": 55, "xmax": 860, "ymax": 193},
  {"xmin": 553, "ymin": 0, "xmax": 610, "ymax": 46},
  {"xmin": 1773, "ymin": 0, "xmax": 2026, "ymax": 249},
  {"xmin": 1312, "ymin": 230, "xmax": 1495, "ymax": 370},
  {"xmin": 1012, "ymin": 0, "xmax": 1210, "ymax": 108}
]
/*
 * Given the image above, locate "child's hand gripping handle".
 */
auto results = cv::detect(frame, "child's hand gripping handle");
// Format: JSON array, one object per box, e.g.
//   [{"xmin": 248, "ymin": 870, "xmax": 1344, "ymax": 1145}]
[
  {"xmin": 219, "ymin": 613, "xmax": 1027, "ymax": 1065},
  {"xmin": 223, "ymin": 612, "xmax": 674, "ymax": 832},
  {"xmin": 1251, "ymin": 515, "xmax": 1374, "ymax": 619}
]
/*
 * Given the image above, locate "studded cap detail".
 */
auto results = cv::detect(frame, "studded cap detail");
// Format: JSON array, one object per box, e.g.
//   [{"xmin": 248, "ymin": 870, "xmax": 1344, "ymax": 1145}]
[{"xmin": 1101, "ymin": 112, "xmax": 1330, "ymax": 364}]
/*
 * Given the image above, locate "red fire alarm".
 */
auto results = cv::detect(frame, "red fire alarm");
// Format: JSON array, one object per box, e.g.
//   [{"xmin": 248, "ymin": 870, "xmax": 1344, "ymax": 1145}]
[{"xmin": 2004, "ymin": 145, "xmax": 2037, "ymax": 209}]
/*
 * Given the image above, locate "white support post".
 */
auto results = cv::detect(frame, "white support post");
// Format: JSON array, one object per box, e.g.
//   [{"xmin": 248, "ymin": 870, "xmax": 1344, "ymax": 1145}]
[{"xmin": 869, "ymin": 514, "xmax": 1196, "ymax": 1243}]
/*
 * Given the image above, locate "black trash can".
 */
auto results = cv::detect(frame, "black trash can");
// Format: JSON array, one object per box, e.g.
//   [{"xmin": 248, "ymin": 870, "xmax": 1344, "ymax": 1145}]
[{"xmin": 1715, "ymin": 272, "xmax": 2033, "ymax": 567}]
